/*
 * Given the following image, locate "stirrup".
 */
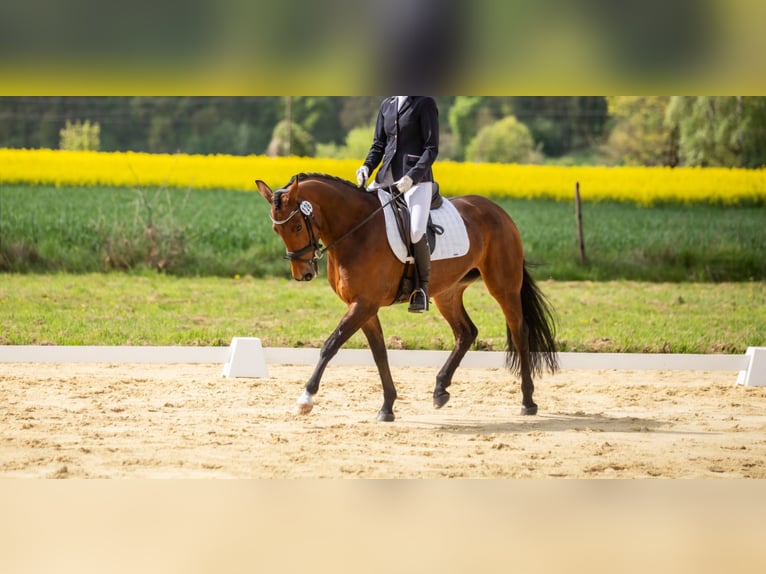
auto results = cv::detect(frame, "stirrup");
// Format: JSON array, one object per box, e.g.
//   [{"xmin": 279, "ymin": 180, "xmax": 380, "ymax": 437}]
[{"xmin": 408, "ymin": 288, "xmax": 429, "ymax": 313}]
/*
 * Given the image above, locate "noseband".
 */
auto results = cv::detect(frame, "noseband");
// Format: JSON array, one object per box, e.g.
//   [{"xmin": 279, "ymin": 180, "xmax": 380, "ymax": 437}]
[{"xmin": 270, "ymin": 199, "xmax": 323, "ymax": 273}]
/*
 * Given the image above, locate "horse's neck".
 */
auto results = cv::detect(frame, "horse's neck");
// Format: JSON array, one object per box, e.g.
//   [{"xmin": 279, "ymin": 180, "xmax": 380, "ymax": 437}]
[{"xmin": 309, "ymin": 182, "xmax": 377, "ymax": 241}]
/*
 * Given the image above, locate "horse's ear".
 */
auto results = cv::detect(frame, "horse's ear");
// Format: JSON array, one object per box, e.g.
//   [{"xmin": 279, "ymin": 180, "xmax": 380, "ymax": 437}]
[
  {"xmin": 255, "ymin": 180, "xmax": 273, "ymax": 204},
  {"xmin": 286, "ymin": 176, "xmax": 300, "ymax": 203}
]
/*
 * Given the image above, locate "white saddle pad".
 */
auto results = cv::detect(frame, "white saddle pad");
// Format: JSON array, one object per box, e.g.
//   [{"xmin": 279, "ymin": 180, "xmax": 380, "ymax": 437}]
[{"xmin": 377, "ymin": 189, "xmax": 470, "ymax": 263}]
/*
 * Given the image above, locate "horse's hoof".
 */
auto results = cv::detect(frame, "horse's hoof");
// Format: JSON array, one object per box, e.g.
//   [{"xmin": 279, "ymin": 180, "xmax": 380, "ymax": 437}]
[
  {"xmin": 377, "ymin": 410, "xmax": 395, "ymax": 422},
  {"xmin": 433, "ymin": 391, "xmax": 451, "ymax": 409},
  {"xmin": 520, "ymin": 404, "xmax": 538, "ymax": 416},
  {"xmin": 295, "ymin": 390, "xmax": 314, "ymax": 415},
  {"xmin": 295, "ymin": 402, "xmax": 314, "ymax": 415}
]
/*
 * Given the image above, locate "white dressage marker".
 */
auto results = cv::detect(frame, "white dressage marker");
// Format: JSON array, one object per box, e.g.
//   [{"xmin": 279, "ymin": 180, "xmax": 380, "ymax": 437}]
[
  {"xmin": 736, "ymin": 347, "xmax": 766, "ymax": 387},
  {"xmin": 222, "ymin": 337, "xmax": 269, "ymax": 379}
]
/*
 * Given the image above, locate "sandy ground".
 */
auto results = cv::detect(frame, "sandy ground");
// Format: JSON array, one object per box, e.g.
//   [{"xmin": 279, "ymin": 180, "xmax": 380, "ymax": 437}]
[{"xmin": 1, "ymin": 362, "xmax": 765, "ymax": 478}]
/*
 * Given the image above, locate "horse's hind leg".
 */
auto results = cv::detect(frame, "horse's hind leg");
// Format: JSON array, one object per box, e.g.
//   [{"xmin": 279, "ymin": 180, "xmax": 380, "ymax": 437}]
[
  {"xmin": 480, "ymin": 258, "xmax": 538, "ymax": 415},
  {"xmin": 490, "ymin": 286, "xmax": 537, "ymax": 416},
  {"xmin": 432, "ymin": 285, "xmax": 478, "ymax": 409},
  {"xmin": 509, "ymin": 317, "xmax": 537, "ymax": 416},
  {"xmin": 361, "ymin": 315, "xmax": 397, "ymax": 422}
]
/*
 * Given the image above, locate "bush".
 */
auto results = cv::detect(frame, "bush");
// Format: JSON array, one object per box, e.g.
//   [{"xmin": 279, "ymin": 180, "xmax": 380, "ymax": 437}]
[
  {"xmin": 316, "ymin": 124, "xmax": 374, "ymax": 160},
  {"xmin": 465, "ymin": 116, "xmax": 542, "ymax": 164}
]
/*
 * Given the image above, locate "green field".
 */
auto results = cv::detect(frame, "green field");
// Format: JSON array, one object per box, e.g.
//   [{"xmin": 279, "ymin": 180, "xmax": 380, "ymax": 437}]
[
  {"xmin": 2, "ymin": 185, "xmax": 765, "ymax": 281},
  {"xmin": 1, "ymin": 273, "xmax": 763, "ymax": 353}
]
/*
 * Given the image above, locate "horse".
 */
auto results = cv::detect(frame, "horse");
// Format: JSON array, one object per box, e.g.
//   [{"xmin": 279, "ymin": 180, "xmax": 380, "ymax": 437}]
[{"xmin": 255, "ymin": 173, "xmax": 558, "ymax": 422}]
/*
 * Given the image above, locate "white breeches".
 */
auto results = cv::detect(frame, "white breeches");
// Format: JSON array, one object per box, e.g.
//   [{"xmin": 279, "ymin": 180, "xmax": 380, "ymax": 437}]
[
  {"xmin": 372, "ymin": 168, "xmax": 432, "ymax": 243},
  {"xmin": 405, "ymin": 182, "xmax": 432, "ymax": 243}
]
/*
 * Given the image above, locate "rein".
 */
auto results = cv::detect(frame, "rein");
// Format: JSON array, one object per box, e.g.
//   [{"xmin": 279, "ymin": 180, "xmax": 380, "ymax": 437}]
[
  {"xmin": 319, "ymin": 185, "xmax": 403, "ymax": 256},
  {"xmin": 271, "ymin": 184, "xmax": 403, "ymax": 267}
]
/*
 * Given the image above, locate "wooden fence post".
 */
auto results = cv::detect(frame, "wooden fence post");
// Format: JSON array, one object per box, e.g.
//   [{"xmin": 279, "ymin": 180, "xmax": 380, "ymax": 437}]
[{"xmin": 575, "ymin": 181, "xmax": 586, "ymax": 263}]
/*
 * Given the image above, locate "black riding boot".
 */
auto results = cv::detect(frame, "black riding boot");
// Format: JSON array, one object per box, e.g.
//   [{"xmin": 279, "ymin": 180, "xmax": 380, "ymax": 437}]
[{"xmin": 408, "ymin": 237, "xmax": 431, "ymax": 313}]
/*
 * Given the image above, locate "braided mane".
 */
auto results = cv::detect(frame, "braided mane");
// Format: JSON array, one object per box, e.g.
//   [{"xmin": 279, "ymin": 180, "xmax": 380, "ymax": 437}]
[
  {"xmin": 284, "ymin": 172, "xmax": 361, "ymax": 191},
  {"xmin": 274, "ymin": 172, "xmax": 364, "ymax": 210}
]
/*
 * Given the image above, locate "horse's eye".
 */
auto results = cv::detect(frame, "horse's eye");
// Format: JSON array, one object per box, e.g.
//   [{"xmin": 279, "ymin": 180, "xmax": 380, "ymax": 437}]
[{"xmin": 294, "ymin": 224, "xmax": 303, "ymax": 232}]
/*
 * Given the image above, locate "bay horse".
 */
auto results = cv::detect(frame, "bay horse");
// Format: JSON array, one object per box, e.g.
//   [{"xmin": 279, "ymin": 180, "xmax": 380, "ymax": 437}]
[{"xmin": 255, "ymin": 173, "xmax": 558, "ymax": 422}]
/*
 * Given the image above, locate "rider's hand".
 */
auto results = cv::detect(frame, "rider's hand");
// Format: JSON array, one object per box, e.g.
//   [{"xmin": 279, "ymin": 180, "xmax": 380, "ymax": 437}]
[
  {"xmin": 396, "ymin": 175, "xmax": 413, "ymax": 193},
  {"xmin": 356, "ymin": 166, "xmax": 369, "ymax": 187}
]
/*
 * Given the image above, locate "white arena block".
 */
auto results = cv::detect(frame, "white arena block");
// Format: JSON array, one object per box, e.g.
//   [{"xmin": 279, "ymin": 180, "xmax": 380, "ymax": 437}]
[
  {"xmin": 222, "ymin": 337, "xmax": 269, "ymax": 379},
  {"xmin": 736, "ymin": 347, "xmax": 766, "ymax": 387}
]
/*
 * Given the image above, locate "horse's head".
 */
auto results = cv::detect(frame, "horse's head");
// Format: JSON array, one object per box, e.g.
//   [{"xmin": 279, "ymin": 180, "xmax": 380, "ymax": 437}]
[{"xmin": 256, "ymin": 176, "xmax": 321, "ymax": 282}]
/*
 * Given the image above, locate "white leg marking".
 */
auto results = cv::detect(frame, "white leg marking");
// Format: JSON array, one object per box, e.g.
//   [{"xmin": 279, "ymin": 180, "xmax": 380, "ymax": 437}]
[{"xmin": 295, "ymin": 390, "xmax": 314, "ymax": 415}]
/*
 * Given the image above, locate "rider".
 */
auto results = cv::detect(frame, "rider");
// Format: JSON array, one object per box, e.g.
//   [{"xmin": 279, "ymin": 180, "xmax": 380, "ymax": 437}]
[{"xmin": 355, "ymin": 96, "xmax": 439, "ymax": 313}]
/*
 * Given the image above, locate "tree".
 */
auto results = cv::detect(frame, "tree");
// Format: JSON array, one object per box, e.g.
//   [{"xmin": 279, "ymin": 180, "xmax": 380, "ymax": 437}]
[
  {"xmin": 603, "ymin": 96, "xmax": 674, "ymax": 166},
  {"xmin": 339, "ymin": 97, "xmax": 384, "ymax": 131},
  {"xmin": 448, "ymin": 96, "xmax": 481, "ymax": 160},
  {"xmin": 59, "ymin": 120, "xmax": 101, "ymax": 151},
  {"xmin": 511, "ymin": 96, "xmax": 608, "ymax": 157},
  {"xmin": 665, "ymin": 96, "xmax": 766, "ymax": 167},
  {"xmin": 290, "ymin": 97, "xmax": 343, "ymax": 145},
  {"xmin": 447, "ymin": 96, "xmax": 497, "ymax": 160},
  {"xmin": 465, "ymin": 116, "xmax": 542, "ymax": 164},
  {"xmin": 266, "ymin": 119, "xmax": 315, "ymax": 157},
  {"xmin": 0, "ymin": 96, "xmax": 619, "ymax": 162}
]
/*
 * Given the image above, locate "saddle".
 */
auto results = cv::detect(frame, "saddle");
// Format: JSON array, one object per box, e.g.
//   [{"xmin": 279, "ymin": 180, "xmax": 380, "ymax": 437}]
[{"xmin": 389, "ymin": 183, "xmax": 445, "ymax": 255}]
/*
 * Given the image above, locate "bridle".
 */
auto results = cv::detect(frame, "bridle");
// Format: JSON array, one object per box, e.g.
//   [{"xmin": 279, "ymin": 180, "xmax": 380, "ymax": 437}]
[
  {"xmin": 270, "ymin": 199, "xmax": 323, "ymax": 274},
  {"xmin": 269, "ymin": 182, "xmax": 403, "ymax": 275}
]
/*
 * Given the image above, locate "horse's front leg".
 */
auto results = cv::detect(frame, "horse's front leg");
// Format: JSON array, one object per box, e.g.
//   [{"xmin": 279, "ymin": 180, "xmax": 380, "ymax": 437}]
[
  {"xmin": 361, "ymin": 314, "xmax": 397, "ymax": 422},
  {"xmin": 296, "ymin": 301, "xmax": 377, "ymax": 416}
]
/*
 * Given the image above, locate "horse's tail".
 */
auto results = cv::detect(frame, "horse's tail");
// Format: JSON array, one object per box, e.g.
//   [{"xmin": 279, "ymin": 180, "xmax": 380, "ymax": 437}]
[{"xmin": 506, "ymin": 263, "xmax": 559, "ymax": 376}]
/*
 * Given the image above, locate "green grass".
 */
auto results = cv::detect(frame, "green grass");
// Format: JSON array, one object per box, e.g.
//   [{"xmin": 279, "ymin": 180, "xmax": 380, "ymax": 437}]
[
  {"xmin": 506, "ymin": 199, "xmax": 766, "ymax": 281},
  {"xmin": 1, "ymin": 184, "xmax": 765, "ymax": 281},
  {"xmin": 0, "ymin": 185, "xmax": 284, "ymax": 277},
  {"xmin": 1, "ymin": 273, "xmax": 763, "ymax": 353}
]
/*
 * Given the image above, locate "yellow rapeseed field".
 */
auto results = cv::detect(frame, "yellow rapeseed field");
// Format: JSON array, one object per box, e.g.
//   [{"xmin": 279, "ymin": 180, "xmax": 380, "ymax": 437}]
[{"xmin": 1, "ymin": 148, "xmax": 764, "ymax": 205}]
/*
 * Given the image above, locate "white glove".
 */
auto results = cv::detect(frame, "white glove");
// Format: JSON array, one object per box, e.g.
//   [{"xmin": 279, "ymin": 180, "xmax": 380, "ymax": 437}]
[
  {"xmin": 396, "ymin": 175, "xmax": 413, "ymax": 193},
  {"xmin": 356, "ymin": 166, "xmax": 369, "ymax": 187}
]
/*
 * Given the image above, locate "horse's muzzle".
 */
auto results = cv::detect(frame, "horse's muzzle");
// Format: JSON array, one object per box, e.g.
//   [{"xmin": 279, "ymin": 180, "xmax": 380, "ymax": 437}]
[{"xmin": 290, "ymin": 257, "xmax": 318, "ymax": 282}]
